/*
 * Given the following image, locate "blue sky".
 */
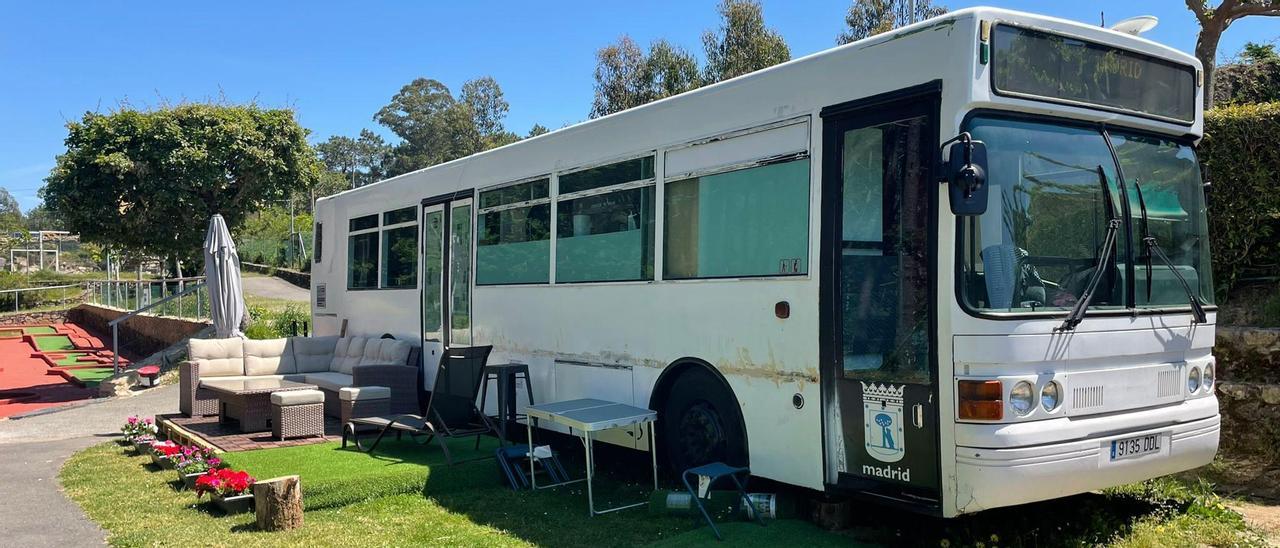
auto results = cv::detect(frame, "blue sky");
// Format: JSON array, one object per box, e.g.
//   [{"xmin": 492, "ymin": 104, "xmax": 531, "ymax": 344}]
[{"xmin": 1, "ymin": 1, "xmax": 1275, "ymax": 211}]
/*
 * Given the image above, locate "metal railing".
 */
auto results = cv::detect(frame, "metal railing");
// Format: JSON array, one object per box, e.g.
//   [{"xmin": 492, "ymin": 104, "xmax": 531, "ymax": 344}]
[
  {"xmin": 0, "ymin": 283, "xmax": 86, "ymax": 313},
  {"xmin": 86, "ymin": 277, "xmax": 210, "ymax": 321},
  {"xmin": 106, "ymin": 281, "xmax": 208, "ymax": 372}
]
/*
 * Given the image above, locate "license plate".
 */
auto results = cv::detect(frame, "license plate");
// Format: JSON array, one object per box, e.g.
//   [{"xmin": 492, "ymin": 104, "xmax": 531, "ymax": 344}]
[{"xmin": 1109, "ymin": 433, "xmax": 1163, "ymax": 461}]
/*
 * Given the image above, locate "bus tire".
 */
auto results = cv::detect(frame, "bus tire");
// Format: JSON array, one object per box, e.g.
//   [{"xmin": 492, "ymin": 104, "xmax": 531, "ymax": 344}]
[{"xmin": 661, "ymin": 366, "xmax": 748, "ymax": 473}]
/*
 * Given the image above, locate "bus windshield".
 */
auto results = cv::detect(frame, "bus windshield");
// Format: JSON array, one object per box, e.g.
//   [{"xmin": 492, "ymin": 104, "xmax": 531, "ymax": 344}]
[{"xmin": 959, "ymin": 116, "xmax": 1213, "ymax": 314}]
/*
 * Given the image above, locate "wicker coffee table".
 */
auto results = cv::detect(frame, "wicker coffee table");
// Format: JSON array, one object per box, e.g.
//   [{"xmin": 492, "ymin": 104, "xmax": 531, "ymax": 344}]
[{"xmin": 201, "ymin": 378, "xmax": 318, "ymax": 433}]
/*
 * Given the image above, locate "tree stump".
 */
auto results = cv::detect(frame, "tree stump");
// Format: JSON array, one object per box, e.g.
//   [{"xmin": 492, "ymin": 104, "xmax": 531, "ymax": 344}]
[{"xmin": 254, "ymin": 475, "xmax": 303, "ymax": 531}]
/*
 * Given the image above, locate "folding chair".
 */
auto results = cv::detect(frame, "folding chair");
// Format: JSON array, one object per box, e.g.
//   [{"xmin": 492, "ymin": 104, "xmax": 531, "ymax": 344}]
[{"xmin": 343, "ymin": 345, "xmax": 497, "ymax": 464}]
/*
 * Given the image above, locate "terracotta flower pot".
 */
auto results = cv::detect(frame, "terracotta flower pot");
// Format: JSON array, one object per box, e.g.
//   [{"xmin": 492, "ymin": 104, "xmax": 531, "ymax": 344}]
[{"xmin": 212, "ymin": 493, "xmax": 254, "ymax": 514}]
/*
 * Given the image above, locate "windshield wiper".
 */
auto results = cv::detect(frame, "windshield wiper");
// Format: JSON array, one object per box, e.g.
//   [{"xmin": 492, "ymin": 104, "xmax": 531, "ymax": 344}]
[
  {"xmin": 1058, "ymin": 167, "xmax": 1120, "ymax": 332},
  {"xmin": 1131, "ymin": 180, "xmax": 1208, "ymax": 324}
]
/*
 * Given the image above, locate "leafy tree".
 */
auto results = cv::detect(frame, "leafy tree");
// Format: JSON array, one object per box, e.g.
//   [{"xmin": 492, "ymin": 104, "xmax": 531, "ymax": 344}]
[
  {"xmin": 0, "ymin": 188, "xmax": 24, "ymax": 234},
  {"xmin": 701, "ymin": 0, "xmax": 790, "ymax": 83},
  {"xmin": 645, "ymin": 40, "xmax": 702, "ymax": 101},
  {"xmin": 1184, "ymin": 0, "xmax": 1280, "ymax": 109},
  {"xmin": 590, "ymin": 36, "xmax": 649, "ymax": 118},
  {"xmin": 1214, "ymin": 42, "xmax": 1280, "ymax": 105},
  {"xmin": 376, "ymin": 76, "xmax": 515, "ymax": 175},
  {"xmin": 41, "ymin": 103, "xmax": 321, "ymax": 265},
  {"xmin": 590, "ymin": 37, "xmax": 702, "ymax": 118},
  {"xmin": 527, "ymin": 123, "xmax": 550, "ymax": 138},
  {"xmin": 837, "ymin": 0, "xmax": 948, "ymax": 44},
  {"xmin": 24, "ymin": 204, "xmax": 61, "ymax": 231},
  {"xmin": 315, "ymin": 129, "xmax": 393, "ymax": 189}
]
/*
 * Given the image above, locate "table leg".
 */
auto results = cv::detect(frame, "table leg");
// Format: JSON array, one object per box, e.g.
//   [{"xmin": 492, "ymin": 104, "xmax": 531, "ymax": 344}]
[
  {"xmin": 649, "ymin": 421, "xmax": 658, "ymax": 490},
  {"xmin": 527, "ymin": 418, "xmax": 536, "ymax": 490},
  {"xmin": 585, "ymin": 430, "xmax": 595, "ymax": 516}
]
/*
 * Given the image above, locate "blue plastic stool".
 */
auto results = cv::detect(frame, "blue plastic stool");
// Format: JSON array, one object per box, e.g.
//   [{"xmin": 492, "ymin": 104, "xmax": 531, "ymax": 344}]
[{"xmin": 681, "ymin": 462, "xmax": 765, "ymax": 540}]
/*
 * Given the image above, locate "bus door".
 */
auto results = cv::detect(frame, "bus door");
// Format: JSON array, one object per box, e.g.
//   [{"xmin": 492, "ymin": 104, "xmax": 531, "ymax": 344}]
[
  {"xmin": 420, "ymin": 193, "xmax": 474, "ymax": 390},
  {"xmin": 820, "ymin": 85, "xmax": 941, "ymax": 506}
]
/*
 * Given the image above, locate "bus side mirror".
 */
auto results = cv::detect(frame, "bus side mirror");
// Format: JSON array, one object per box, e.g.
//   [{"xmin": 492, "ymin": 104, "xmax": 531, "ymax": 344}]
[{"xmin": 943, "ymin": 134, "xmax": 988, "ymax": 216}]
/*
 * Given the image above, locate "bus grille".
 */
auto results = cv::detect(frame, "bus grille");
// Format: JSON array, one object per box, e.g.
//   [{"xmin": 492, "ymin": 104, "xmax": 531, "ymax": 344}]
[
  {"xmin": 1072, "ymin": 385, "xmax": 1105, "ymax": 409},
  {"xmin": 1157, "ymin": 370, "xmax": 1181, "ymax": 398}
]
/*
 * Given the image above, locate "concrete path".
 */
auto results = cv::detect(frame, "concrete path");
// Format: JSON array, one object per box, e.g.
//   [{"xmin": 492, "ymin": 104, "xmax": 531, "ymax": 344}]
[
  {"xmin": 0, "ymin": 384, "xmax": 177, "ymax": 547},
  {"xmin": 241, "ymin": 273, "xmax": 309, "ymax": 302}
]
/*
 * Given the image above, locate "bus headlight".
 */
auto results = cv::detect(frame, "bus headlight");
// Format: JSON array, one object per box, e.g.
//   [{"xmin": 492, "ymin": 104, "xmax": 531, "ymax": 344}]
[
  {"xmin": 1041, "ymin": 381, "xmax": 1061, "ymax": 412},
  {"xmin": 1203, "ymin": 363, "xmax": 1214, "ymax": 391},
  {"xmin": 1188, "ymin": 367, "xmax": 1202, "ymax": 394},
  {"xmin": 1010, "ymin": 381, "xmax": 1035, "ymax": 415}
]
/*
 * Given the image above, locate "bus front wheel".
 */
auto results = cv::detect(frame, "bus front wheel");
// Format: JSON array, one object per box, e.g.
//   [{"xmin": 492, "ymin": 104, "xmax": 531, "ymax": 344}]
[{"xmin": 661, "ymin": 367, "xmax": 747, "ymax": 474}]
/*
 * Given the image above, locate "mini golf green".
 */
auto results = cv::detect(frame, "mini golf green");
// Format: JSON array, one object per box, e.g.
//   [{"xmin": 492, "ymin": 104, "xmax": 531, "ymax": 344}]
[
  {"xmin": 51, "ymin": 352, "xmax": 97, "ymax": 366},
  {"xmin": 0, "ymin": 328, "xmax": 23, "ymax": 338},
  {"xmin": 32, "ymin": 335, "xmax": 77, "ymax": 352},
  {"xmin": 23, "ymin": 326, "xmax": 57, "ymax": 335},
  {"xmin": 65, "ymin": 367, "xmax": 113, "ymax": 386}
]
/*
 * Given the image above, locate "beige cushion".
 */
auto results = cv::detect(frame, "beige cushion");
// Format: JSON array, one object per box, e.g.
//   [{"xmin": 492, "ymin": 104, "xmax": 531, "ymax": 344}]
[
  {"xmin": 199, "ymin": 375, "xmax": 287, "ymax": 383},
  {"xmin": 339, "ymin": 385, "xmax": 390, "ymax": 401},
  {"xmin": 271, "ymin": 389, "xmax": 324, "ymax": 406},
  {"xmin": 243, "ymin": 338, "xmax": 297, "ymax": 376},
  {"xmin": 330, "ymin": 337, "xmax": 368, "ymax": 375},
  {"xmin": 188, "ymin": 337, "xmax": 245, "ymax": 377},
  {"xmin": 359, "ymin": 338, "xmax": 412, "ymax": 367},
  {"xmin": 302, "ymin": 372, "xmax": 354, "ymax": 392},
  {"xmin": 291, "ymin": 336, "xmax": 338, "ymax": 373}
]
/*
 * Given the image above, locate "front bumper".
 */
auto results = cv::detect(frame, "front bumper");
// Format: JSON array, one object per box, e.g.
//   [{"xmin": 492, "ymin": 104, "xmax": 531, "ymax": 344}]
[{"xmin": 952, "ymin": 409, "xmax": 1219, "ymax": 514}]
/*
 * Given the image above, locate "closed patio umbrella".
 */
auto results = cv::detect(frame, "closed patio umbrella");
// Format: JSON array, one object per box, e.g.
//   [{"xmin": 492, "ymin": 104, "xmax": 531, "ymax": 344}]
[{"xmin": 204, "ymin": 214, "xmax": 246, "ymax": 338}]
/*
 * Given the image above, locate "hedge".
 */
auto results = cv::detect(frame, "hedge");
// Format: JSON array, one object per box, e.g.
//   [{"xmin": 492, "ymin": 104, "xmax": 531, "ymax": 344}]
[{"xmin": 1201, "ymin": 101, "xmax": 1280, "ymax": 297}]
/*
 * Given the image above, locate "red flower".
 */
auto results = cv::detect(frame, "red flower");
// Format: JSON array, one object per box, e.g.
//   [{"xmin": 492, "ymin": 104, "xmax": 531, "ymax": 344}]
[
  {"xmin": 156, "ymin": 444, "xmax": 182, "ymax": 457},
  {"xmin": 194, "ymin": 468, "xmax": 255, "ymax": 498}
]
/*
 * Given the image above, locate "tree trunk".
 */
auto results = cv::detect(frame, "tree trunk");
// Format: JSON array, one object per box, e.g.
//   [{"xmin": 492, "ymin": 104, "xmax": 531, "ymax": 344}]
[
  {"xmin": 1196, "ymin": 27, "xmax": 1223, "ymax": 110},
  {"xmin": 253, "ymin": 475, "xmax": 303, "ymax": 531}
]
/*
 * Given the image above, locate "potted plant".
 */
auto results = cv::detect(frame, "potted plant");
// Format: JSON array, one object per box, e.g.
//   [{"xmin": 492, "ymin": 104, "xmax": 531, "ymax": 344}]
[
  {"xmin": 150, "ymin": 440, "xmax": 181, "ymax": 468},
  {"xmin": 174, "ymin": 446, "xmax": 224, "ymax": 490},
  {"xmin": 194, "ymin": 468, "xmax": 256, "ymax": 514},
  {"xmin": 120, "ymin": 416, "xmax": 158, "ymax": 451}
]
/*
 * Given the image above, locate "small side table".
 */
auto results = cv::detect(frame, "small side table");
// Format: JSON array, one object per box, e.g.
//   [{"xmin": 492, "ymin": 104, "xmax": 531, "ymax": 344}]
[{"xmin": 479, "ymin": 363, "xmax": 534, "ymax": 443}]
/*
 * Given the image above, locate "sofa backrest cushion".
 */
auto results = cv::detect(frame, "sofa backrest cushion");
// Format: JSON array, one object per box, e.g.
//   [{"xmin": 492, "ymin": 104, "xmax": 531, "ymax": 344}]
[
  {"xmin": 243, "ymin": 338, "xmax": 297, "ymax": 376},
  {"xmin": 360, "ymin": 338, "xmax": 412, "ymax": 366},
  {"xmin": 330, "ymin": 336, "xmax": 368, "ymax": 375},
  {"xmin": 188, "ymin": 337, "xmax": 245, "ymax": 377},
  {"xmin": 291, "ymin": 335, "xmax": 338, "ymax": 373}
]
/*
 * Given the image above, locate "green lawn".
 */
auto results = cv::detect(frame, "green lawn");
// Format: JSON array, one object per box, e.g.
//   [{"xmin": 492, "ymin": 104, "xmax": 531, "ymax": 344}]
[{"xmin": 61, "ymin": 440, "xmax": 1263, "ymax": 547}]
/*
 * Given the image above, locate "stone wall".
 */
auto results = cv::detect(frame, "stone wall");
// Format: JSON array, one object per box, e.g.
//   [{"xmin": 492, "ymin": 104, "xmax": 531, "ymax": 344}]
[
  {"xmin": 0, "ymin": 309, "xmax": 71, "ymax": 325},
  {"xmin": 241, "ymin": 262, "xmax": 310, "ymax": 289},
  {"xmin": 1215, "ymin": 326, "xmax": 1280, "ymax": 383},
  {"xmin": 68, "ymin": 304, "xmax": 210, "ymax": 358},
  {"xmin": 1217, "ymin": 382, "xmax": 1280, "ymax": 458}
]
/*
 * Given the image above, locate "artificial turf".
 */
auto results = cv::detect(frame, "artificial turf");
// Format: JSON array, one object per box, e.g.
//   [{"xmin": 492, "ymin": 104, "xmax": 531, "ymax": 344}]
[
  {"xmin": 23, "ymin": 326, "xmax": 57, "ymax": 335},
  {"xmin": 62, "ymin": 367, "xmax": 114, "ymax": 386},
  {"xmin": 60, "ymin": 439, "xmax": 1262, "ymax": 547},
  {"xmin": 31, "ymin": 334, "xmax": 76, "ymax": 351}
]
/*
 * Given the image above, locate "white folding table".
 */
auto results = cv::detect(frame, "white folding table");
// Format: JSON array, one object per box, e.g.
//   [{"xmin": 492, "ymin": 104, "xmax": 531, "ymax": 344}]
[{"xmin": 525, "ymin": 398, "xmax": 658, "ymax": 516}]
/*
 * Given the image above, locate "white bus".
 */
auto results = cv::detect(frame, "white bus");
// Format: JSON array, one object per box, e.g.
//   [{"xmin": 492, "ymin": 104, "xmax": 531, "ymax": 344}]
[{"xmin": 310, "ymin": 7, "xmax": 1218, "ymax": 516}]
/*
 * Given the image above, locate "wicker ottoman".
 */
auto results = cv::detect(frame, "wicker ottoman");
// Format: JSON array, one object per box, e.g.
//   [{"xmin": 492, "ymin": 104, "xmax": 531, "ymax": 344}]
[
  {"xmin": 340, "ymin": 386, "xmax": 391, "ymax": 425},
  {"xmin": 271, "ymin": 389, "xmax": 325, "ymax": 440}
]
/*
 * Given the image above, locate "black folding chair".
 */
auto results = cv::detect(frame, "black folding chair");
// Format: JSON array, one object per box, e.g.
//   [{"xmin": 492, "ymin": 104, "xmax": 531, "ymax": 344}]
[{"xmin": 343, "ymin": 345, "xmax": 497, "ymax": 464}]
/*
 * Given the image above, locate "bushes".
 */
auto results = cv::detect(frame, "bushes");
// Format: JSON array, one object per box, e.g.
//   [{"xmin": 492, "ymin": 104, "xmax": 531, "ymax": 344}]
[
  {"xmin": 1201, "ymin": 102, "xmax": 1280, "ymax": 297},
  {"xmin": 245, "ymin": 304, "xmax": 309, "ymax": 339}
]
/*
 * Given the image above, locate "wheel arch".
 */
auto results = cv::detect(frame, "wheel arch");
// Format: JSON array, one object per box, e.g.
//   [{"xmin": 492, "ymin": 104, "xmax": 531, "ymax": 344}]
[{"xmin": 648, "ymin": 357, "xmax": 750, "ymax": 462}]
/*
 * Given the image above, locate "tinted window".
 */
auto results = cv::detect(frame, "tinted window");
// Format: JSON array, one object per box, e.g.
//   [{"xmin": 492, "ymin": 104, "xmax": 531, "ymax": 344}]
[
  {"xmin": 664, "ymin": 159, "xmax": 810, "ymax": 279},
  {"xmin": 313, "ymin": 223, "xmax": 323, "ymax": 263},
  {"xmin": 559, "ymin": 157, "xmax": 654, "ymax": 194},
  {"xmin": 381, "ymin": 225, "xmax": 417, "ymax": 289},
  {"xmin": 383, "ymin": 207, "xmax": 417, "ymax": 225},
  {"xmin": 347, "ymin": 232, "xmax": 378, "ymax": 289},
  {"xmin": 556, "ymin": 187, "xmax": 655, "ymax": 282},
  {"xmin": 479, "ymin": 178, "xmax": 549, "ymax": 209},
  {"xmin": 349, "ymin": 214, "xmax": 378, "ymax": 231},
  {"xmin": 993, "ymin": 25, "xmax": 1196, "ymax": 123},
  {"xmin": 477, "ymin": 203, "xmax": 551, "ymax": 284}
]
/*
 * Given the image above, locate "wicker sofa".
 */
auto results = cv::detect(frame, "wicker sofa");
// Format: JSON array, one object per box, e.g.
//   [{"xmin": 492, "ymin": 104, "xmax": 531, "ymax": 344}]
[{"xmin": 180, "ymin": 335, "xmax": 418, "ymax": 418}]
